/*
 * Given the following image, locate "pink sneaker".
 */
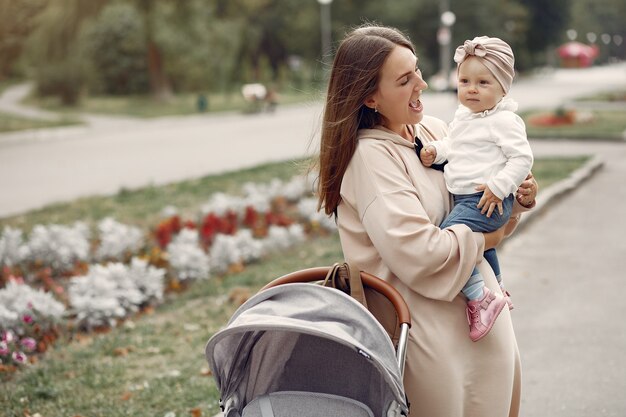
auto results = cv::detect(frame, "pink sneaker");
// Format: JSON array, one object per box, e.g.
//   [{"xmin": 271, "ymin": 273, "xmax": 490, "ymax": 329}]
[
  {"xmin": 502, "ymin": 288, "xmax": 514, "ymax": 310},
  {"xmin": 466, "ymin": 288, "xmax": 507, "ymax": 342}
]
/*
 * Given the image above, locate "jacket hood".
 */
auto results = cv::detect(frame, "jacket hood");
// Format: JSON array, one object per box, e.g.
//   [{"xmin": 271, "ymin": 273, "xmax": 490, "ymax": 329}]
[{"xmin": 357, "ymin": 125, "xmax": 417, "ymax": 149}]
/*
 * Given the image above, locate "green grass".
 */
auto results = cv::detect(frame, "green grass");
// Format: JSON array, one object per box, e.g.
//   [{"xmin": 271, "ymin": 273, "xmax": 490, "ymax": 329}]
[
  {"xmin": 0, "ymin": 158, "xmax": 311, "ymax": 232},
  {"xmin": 522, "ymin": 89, "xmax": 626, "ymax": 141},
  {"xmin": 531, "ymin": 155, "xmax": 591, "ymax": 189},
  {"xmin": 0, "ymin": 155, "xmax": 591, "ymax": 416},
  {"xmin": 0, "ymin": 112, "xmax": 82, "ymax": 133},
  {"xmin": 575, "ymin": 90, "xmax": 626, "ymax": 102},
  {"xmin": 0, "ymin": 84, "xmax": 320, "ymax": 132},
  {"xmin": 0, "ymin": 156, "xmax": 591, "ymax": 232},
  {"xmin": 26, "ymin": 88, "xmax": 321, "ymax": 119},
  {"xmin": 523, "ymin": 109, "xmax": 626, "ymax": 140}
]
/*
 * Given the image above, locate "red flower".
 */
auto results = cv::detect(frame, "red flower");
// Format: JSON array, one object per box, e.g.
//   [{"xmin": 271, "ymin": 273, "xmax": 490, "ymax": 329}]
[
  {"xmin": 154, "ymin": 215, "xmax": 183, "ymax": 248},
  {"xmin": 243, "ymin": 206, "xmax": 259, "ymax": 228}
]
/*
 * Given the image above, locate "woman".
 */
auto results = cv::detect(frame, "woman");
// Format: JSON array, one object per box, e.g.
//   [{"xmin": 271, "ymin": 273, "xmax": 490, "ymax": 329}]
[{"xmin": 316, "ymin": 25, "xmax": 537, "ymax": 417}]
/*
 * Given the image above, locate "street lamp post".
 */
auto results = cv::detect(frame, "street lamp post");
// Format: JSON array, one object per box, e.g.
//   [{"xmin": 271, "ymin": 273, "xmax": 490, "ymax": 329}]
[
  {"xmin": 317, "ymin": 0, "xmax": 333, "ymax": 66},
  {"xmin": 437, "ymin": 0, "xmax": 456, "ymax": 91}
]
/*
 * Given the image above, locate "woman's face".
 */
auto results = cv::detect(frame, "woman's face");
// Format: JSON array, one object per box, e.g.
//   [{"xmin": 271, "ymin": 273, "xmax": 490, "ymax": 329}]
[{"xmin": 367, "ymin": 45, "xmax": 428, "ymax": 137}]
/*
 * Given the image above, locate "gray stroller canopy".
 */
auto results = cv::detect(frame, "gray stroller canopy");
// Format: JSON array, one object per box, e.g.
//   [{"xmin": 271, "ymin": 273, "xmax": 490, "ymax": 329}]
[{"xmin": 205, "ymin": 283, "xmax": 408, "ymax": 416}]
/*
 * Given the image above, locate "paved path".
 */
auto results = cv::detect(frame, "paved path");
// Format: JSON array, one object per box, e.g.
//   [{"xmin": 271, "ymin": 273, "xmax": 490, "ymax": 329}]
[
  {"xmin": 0, "ymin": 82, "xmax": 60, "ymax": 121},
  {"xmin": 500, "ymin": 139, "xmax": 626, "ymax": 417},
  {"xmin": 1, "ymin": 63, "xmax": 625, "ymax": 218}
]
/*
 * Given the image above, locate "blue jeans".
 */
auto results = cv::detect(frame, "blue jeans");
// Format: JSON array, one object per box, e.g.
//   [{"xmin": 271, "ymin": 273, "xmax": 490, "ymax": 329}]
[{"xmin": 440, "ymin": 192, "xmax": 514, "ymax": 297}]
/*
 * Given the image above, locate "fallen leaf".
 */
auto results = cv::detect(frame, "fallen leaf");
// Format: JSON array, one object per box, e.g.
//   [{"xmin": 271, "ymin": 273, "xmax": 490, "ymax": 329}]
[
  {"xmin": 113, "ymin": 347, "xmax": 129, "ymax": 357},
  {"xmin": 120, "ymin": 391, "xmax": 133, "ymax": 401},
  {"xmin": 228, "ymin": 287, "xmax": 252, "ymax": 306},
  {"xmin": 190, "ymin": 408, "xmax": 202, "ymax": 417}
]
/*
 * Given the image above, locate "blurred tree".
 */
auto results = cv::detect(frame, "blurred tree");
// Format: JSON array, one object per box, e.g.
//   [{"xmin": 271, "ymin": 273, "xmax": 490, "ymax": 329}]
[
  {"xmin": 15, "ymin": 0, "xmax": 619, "ymax": 104},
  {"xmin": 568, "ymin": 0, "xmax": 626, "ymax": 62},
  {"xmin": 24, "ymin": 0, "xmax": 107, "ymax": 104},
  {"xmin": 0, "ymin": 0, "xmax": 47, "ymax": 80},
  {"xmin": 214, "ymin": 0, "xmax": 317, "ymax": 84},
  {"xmin": 80, "ymin": 3, "xmax": 149, "ymax": 95},
  {"xmin": 155, "ymin": 1, "xmax": 243, "ymax": 93},
  {"xmin": 27, "ymin": 0, "xmax": 107, "ymax": 105},
  {"xmin": 133, "ymin": 0, "xmax": 173, "ymax": 100},
  {"xmin": 518, "ymin": 0, "xmax": 570, "ymax": 67},
  {"xmin": 25, "ymin": 0, "xmax": 107, "ymax": 64},
  {"xmin": 448, "ymin": 0, "xmax": 531, "ymax": 70}
]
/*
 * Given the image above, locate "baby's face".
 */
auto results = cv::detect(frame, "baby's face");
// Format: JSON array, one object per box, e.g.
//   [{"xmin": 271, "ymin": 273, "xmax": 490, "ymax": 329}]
[{"xmin": 456, "ymin": 57, "xmax": 505, "ymax": 113}]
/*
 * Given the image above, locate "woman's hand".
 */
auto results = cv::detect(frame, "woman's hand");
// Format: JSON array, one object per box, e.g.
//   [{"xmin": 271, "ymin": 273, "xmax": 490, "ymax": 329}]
[{"xmin": 516, "ymin": 172, "xmax": 538, "ymax": 207}]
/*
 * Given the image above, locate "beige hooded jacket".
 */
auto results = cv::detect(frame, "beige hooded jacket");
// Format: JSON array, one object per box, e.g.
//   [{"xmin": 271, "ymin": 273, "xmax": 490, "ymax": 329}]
[{"xmin": 337, "ymin": 115, "xmax": 524, "ymax": 417}]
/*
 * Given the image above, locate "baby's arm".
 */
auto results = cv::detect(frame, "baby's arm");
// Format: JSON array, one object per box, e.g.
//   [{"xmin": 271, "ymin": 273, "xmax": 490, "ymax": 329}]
[
  {"xmin": 419, "ymin": 145, "xmax": 437, "ymax": 167},
  {"xmin": 489, "ymin": 113, "xmax": 534, "ymax": 199}
]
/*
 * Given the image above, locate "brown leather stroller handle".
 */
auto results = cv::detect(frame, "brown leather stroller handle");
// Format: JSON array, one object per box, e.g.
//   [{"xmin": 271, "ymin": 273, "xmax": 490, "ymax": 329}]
[{"xmin": 261, "ymin": 266, "xmax": 411, "ymax": 327}]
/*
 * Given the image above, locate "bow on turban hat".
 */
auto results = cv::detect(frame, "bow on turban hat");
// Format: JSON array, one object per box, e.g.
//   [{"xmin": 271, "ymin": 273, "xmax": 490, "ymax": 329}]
[{"xmin": 454, "ymin": 36, "xmax": 515, "ymax": 94}]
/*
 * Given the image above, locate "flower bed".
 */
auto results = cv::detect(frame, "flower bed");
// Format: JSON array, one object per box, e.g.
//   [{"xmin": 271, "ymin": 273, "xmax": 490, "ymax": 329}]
[{"xmin": 0, "ymin": 174, "xmax": 335, "ymax": 373}]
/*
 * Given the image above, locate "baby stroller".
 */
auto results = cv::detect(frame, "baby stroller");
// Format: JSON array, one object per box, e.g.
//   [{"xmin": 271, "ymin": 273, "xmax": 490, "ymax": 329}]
[{"xmin": 205, "ymin": 263, "xmax": 412, "ymax": 417}]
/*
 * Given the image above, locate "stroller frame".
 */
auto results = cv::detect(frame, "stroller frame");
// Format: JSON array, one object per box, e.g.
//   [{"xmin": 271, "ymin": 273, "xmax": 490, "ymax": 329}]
[
  {"xmin": 206, "ymin": 264, "xmax": 413, "ymax": 417},
  {"xmin": 261, "ymin": 265, "xmax": 412, "ymax": 377}
]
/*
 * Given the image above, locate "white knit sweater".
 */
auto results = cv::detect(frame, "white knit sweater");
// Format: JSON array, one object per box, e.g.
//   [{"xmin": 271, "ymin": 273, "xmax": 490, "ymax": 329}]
[{"xmin": 431, "ymin": 97, "xmax": 533, "ymax": 200}]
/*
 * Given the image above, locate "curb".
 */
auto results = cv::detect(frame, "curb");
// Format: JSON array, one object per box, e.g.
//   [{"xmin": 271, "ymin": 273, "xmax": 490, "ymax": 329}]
[{"xmin": 516, "ymin": 154, "xmax": 604, "ymax": 232}]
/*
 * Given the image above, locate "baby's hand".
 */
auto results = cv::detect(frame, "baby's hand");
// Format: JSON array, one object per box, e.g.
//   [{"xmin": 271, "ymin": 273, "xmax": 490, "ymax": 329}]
[
  {"xmin": 475, "ymin": 184, "xmax": 503, "ymax": 218},
  {"xmin": 420, "ymin": 145, "xmax": 437, "ymax": 167}
]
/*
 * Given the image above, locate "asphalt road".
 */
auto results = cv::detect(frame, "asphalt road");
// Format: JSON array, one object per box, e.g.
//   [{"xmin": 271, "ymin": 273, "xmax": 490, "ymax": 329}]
[
  {"xmin": 1, "ymin": 63, "xmax": 625, "ymax": 218},
  {"xmin": 499, "ymin": 140, "xmax": 626, "ymax": 417}
]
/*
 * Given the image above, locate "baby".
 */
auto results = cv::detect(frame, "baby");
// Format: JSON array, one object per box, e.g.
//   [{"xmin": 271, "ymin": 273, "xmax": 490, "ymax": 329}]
[{"xmin": 419, "ymin": 36, "xmax": 533, "ymax": 341}]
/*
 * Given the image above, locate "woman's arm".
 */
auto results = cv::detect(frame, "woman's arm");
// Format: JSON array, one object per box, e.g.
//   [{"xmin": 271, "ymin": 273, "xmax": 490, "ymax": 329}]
[
  {"xmin": 483, "ymin": 227, "xmax": 506, "ymax": 250},
  {"xmin": 347, "ymin": 143, "xmax": 484, "ymax": 302},
  {"xmin": 505, "ymin": 172, "xmax": 539, "ymax": 236}
]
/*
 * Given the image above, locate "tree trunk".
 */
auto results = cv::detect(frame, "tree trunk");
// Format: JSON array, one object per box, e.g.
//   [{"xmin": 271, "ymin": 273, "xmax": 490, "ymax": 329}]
[{"xmin": 146, "ymin": 40, "xmax": 172, "ymax": 101}]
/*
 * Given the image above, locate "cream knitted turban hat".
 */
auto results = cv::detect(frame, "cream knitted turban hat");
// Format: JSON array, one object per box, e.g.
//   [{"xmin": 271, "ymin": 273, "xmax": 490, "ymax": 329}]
[{"xmin": 454, "ymin": 36, "xmax": 515, "ymax": 94}]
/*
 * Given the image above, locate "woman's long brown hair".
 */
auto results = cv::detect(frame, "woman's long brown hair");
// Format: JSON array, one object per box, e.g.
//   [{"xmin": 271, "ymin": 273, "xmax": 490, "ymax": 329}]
[{"xmin": 316, "ymin": 25, "xmax": 415, "ymax": 216}]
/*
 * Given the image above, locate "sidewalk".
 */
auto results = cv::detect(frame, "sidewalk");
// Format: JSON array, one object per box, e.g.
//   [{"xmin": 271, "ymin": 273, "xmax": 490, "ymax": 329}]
[
  {"xmin": 500, "ymin": 140, "xmax": 626, "ymax": 417},
  {"xmin": 0, "ymin": 83, "xmax": 60, "ymax": 121}
]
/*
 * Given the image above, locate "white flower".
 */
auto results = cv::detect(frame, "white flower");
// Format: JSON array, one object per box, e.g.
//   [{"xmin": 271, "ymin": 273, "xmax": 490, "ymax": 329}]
[
  {"xmin": 297, "ymin": 198, "xmax": 337, "ymax": 231},
  {"xmin": 241, "ymin": 183, "xmax": 271, "ymax": 213},
  {"xmin": 170, "ymin": 228, "xmax": 199, "ymax": 246},
  {"xmin": 209, "ymin": 234, "xmax": 241, "ymax": 275},
  {"xmin": 263, "ymin": 225, "xmax": 306, "ymax": 253},
  {"xmin": 95, "ymin": 218, "xmax": 144, "ymax": 261},
  {"xmin": 128, "ymin": 258, "xmax": 165, "ymax": 302},
  {"xmin": 200, "ymin": 193, "xmax": 245, "ymax": 217},
  {"xmin": 0, "ymin": 281, "xmax": 65, "ymax": 330},
  {"xmin": 266, "ymin": 178, "xmax": 286, "ymax": 199},
  {"xmin": 243, "ymin": 179, "xmax": 284, "ymax": 202},
  {"xmin": 25, "ymin": 222, "xmax": 91, "ymax": 272},
  {"xmin": 233, "ymin": 230, "xmax": 265, "ymax": 263},
  {"xmin": 282, "ymin": 175, "xmax": 312, "ymax": 202},
  {"xmin": 0, "ymin": 227, "xmax": 29, "ymax": 267},
  {"xmin": 0, "ymin": 304, "xmax": 19, "ymax": 328},
  {"xmin": 166, "ymin": 229, "xmax": 210, "ymax": 281},
  {"xmin": 68, "ymin": 260, "xmax": 166, "ymax": 329},
  {"xmin": 160, "ymin": 205, "xmax": 179, "ymax": 218}
]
